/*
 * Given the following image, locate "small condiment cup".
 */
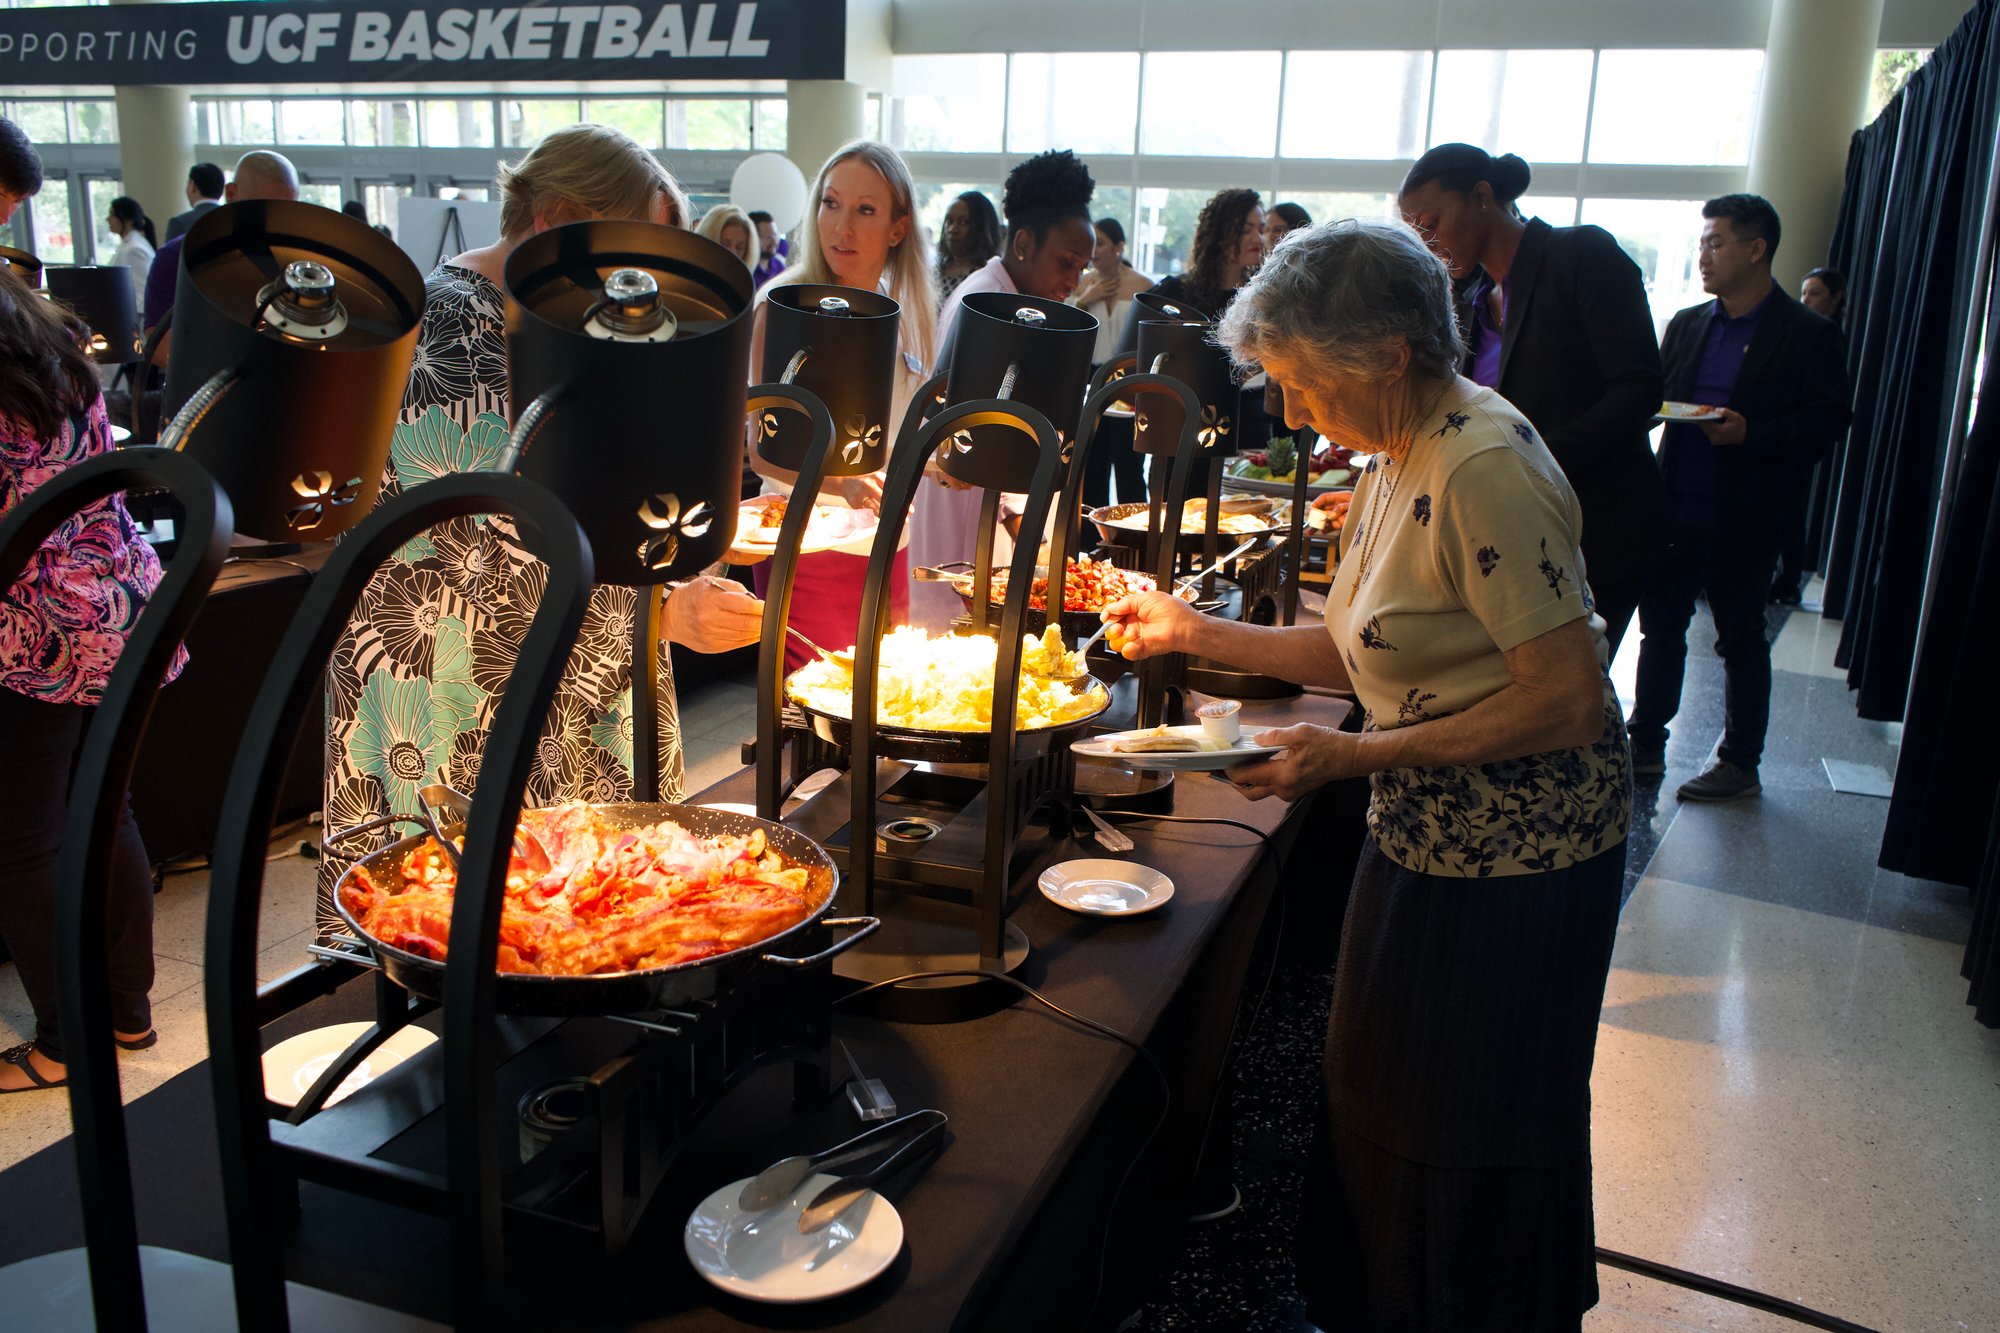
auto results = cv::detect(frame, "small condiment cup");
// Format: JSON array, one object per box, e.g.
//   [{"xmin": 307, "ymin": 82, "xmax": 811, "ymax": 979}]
[{"xmin": 1197, "ymin": 699, "xmax": 1242, "ymax": 744}]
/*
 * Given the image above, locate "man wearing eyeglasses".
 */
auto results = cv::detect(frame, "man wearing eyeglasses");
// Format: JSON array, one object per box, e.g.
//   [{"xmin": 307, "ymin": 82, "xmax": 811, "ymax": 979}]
[
  {"xmin": 0, "ymin": 116, "xmax": 42, "ymax": 229},
  {"xmin": 1629, "ymin": 193, "xmax": 1851, "ymax": 802}
]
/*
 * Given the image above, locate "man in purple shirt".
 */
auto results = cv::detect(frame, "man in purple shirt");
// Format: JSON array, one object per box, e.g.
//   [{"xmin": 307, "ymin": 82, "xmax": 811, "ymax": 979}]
[{"xmin": 1630, "ymin": 195, "xmax": 1852, "ymax": 801}]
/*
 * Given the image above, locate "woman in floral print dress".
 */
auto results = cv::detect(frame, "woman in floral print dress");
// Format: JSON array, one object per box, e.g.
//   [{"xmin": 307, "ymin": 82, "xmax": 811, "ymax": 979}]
[
  {"xmin": 1104, "ymin": 219, "xmax": 1631, "ymax": 1331},
  {"xmin": 318, "ymin": 125, "xmax": 763, "ymax": 936}
]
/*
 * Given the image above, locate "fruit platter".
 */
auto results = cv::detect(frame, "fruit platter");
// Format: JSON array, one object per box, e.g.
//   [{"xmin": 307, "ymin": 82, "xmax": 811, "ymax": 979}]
[{"xmin": 1224, "ymin": 436, "xmax": 1360, "ymax": 495}]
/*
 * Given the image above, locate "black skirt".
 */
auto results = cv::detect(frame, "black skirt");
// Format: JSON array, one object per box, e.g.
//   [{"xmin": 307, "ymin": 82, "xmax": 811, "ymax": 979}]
[{"xmin": 1302, "ymin": 839, "xmax": 1626, "ymax": 1332}]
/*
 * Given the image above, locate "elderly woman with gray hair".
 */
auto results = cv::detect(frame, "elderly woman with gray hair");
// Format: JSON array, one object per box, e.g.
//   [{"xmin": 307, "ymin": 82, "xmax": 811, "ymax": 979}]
[{"xmin": 1102, "ymin": 217, "xmax": 1631, "ymax": 1329}]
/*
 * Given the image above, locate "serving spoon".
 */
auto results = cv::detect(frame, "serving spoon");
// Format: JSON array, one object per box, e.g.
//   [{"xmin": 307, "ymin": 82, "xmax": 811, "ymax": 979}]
[
  {"xmin": 785, "ymin": 625, "xmax": 855, "ymax": 671},
  {"xmin": 418, "ymin": 781, "xmax": 553, "ymax": 877},
  {"xmin": 1045, "ymin": 538, "xmax": 1261, "ymax": 684}
]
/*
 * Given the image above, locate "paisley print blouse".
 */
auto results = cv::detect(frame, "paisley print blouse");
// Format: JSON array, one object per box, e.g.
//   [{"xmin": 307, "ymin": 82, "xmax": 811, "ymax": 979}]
[
  {"xmin": 1, "ymin": 395, "xmax": 185, "ymax": 707},
  {"xmin": 1325, "ymin": 385, "xmax": 1631, "ymax": 878},
  {"xmin": 318, "ymin": 265, "xmax": 685, "ymax": 935}
]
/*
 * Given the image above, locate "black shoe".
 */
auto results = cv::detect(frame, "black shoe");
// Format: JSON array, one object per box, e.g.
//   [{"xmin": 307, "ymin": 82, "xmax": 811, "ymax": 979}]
[
  {"xmin": 1769, "ymin": 588, "xmax": 1802, "ymax": 606},
  {"xmin": 1677, "ymin": 760, "xmax": 1761, "ymax": 802},
  {"xmin": 1630, "ymin": 739, "xmax": 1665, "ymax": 778}
]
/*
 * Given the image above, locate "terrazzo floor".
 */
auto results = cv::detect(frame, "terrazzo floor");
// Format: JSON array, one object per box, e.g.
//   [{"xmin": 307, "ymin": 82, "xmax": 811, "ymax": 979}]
[{"xmin": 1131, "ymin": 583, "xmax": 2000, "ymax": 1333}]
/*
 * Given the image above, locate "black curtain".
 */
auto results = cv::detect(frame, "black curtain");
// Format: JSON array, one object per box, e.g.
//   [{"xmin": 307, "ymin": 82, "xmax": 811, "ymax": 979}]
[
  {"xmin": 1808, "ymin": 98, "xmax": 1901, "ymax": 571},
  {"xmin": 1817, "ymin": 0, "xmax": 2000, "ymax": 721}
]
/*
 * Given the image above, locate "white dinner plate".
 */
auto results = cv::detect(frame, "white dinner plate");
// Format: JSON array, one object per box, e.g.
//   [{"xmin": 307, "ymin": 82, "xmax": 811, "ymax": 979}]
[
  {"xmin": 260, "ymin": 1021, "xmax": 438, "ymax": 1109},
  {"xmin": 732, "ymin": 496, "xmax": 877, "ymax": 557},
  {"xmin": 1038, "ymin": 859, "xmax": 1175, "ymax": 917},
  {"xmin": 108, "ymin": 424, "xmax": 132, "ymax": 443},
  {"xmin": 697, "ymin": 802, "xmax": 760, "ymax": 817},
  {"xmin": 1653, "ymin": 401, "xmax": 1725, "ymax": 423},
  {"xmin": 684, "ymin": 1171, "xmax": 904, "ymax": 1304},
  {"xmin": 1071, "ymin": 725, "xmax": 1285, "ymax": 772}
]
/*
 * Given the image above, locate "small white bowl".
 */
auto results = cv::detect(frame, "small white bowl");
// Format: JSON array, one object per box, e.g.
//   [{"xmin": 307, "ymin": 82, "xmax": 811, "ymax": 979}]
[
  {"xmin": 1196, "ymin": 699, "xmax": 1242, "ymax": 744},
  {"xmin": 1038, "ymin": 859, "xmax": 1175, "ymax": 917}
]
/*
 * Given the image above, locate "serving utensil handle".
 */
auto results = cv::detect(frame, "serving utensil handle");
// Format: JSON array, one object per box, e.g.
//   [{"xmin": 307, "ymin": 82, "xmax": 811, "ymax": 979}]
[{"xmin": 761, "ymin": 915, "xmax": 881, "ymax": 968}]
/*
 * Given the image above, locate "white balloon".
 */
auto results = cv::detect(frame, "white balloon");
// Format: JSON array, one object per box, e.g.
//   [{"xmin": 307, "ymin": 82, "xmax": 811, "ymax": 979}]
[{"xmin": 730, "ymin": 154, "xmax": 811, "ymax": 235}]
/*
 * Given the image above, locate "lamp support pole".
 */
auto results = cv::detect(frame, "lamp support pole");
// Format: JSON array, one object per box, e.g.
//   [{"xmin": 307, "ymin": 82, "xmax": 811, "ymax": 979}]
[
  {"xmin": 203, "ymin": 472, "xmax": 592, "ymax": 1332},
  {"xmin": 0, "ymin": 447, "xmax": 232, "ymax": 1333},
  {"xmin": 631, "ymin": 585, "xmax": 664, "ymax": 802}
]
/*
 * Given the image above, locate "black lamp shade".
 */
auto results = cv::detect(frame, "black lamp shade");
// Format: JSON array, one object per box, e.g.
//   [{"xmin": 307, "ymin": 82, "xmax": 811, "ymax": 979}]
[
  {"xmin": 940, "ymin": 291, "xmax": 1095, "ymax": 491},
  {"xmin": 1112, "ymin": 288, "xmax": 1214, "ymax": 362},
  {"xmin": 1134, "ymin": 312, "xmax": 1238, "ymax": 456},
  {"xmin": 758, "ymin": 283, "xmax": 900, "ymax": 477},
  {"xmin": 1, "ymin": 245, "xmax": 44, "ymax": 288},
  {"xmin": 45, "ymin": 265, "xmax": 144, "ymax": 364},
  {"xmin": 163, "ymin": 201, "xmax": 425, "ymax": 542},
  {"xmin": 505, "ymin": 220, "xmax": 754, "ymax": 586}
]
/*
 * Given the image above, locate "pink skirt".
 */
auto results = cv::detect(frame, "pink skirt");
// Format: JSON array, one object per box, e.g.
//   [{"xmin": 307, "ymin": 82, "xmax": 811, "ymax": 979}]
[{"xmin": 754, "ymin": 547, "xmax": 911, "ymax": 674}]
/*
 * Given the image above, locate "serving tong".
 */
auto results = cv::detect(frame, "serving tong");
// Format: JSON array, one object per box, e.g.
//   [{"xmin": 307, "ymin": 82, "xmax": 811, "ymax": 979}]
[
  {"xmin": 1047, "ymin": 536, "xmax": 1260, "ymax": 685},
  {"xmin": 739, "ymin": 1108, "xmax": 949, "ymax": 1233}
]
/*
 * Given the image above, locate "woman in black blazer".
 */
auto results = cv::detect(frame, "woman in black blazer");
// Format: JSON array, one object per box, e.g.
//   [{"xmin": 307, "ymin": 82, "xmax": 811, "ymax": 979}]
[{"xmin": 1400, "ymin": 144, "xmax": 1668, "ymax": 655}]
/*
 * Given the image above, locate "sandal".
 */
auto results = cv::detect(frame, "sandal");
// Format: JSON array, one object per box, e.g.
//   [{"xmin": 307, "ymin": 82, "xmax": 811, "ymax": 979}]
[
  {"xmin": 115, "ymin": 1030, "xmax": 158, "ymax": 1052},
  {"xmin": 0, "ymin": 1042, "xmax": 67, "ymax": 1094}
]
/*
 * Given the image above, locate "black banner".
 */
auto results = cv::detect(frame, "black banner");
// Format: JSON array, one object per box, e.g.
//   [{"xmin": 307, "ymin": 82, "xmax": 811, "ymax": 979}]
[{"xmin": 0, "ymin": 0, "xmax": 844, "ymax": 86}]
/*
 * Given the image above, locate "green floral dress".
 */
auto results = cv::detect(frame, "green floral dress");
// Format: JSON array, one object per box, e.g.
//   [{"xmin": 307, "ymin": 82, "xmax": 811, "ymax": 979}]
[{"xmin": 317, "ymin": 264, "xmax": 684, "ymax": 940}]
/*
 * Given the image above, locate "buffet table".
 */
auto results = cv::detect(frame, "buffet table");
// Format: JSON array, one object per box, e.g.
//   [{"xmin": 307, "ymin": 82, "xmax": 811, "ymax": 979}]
[{"xmin": 0, "ymin": 690, "xmax": 1350, "ymax": 1331}]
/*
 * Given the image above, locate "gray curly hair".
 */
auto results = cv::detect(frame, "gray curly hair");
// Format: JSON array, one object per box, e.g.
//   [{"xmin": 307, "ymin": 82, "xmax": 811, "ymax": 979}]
[{"xmin": 1215, "ymin": 217, "xmax": 1463, "ymax": 385}]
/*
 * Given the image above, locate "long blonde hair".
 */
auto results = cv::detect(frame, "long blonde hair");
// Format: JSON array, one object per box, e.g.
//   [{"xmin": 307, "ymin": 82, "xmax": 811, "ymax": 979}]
[
  {"xmin": 498, "ymin": 123, "xmax": 691, "ymax": 239},
  {"xmin": 774, "ymin": 140, "xmax": 937, "ymax": 372},
  {"xmin": 695, "ymin": 204, "xmax": 754, "ymax": 266}
]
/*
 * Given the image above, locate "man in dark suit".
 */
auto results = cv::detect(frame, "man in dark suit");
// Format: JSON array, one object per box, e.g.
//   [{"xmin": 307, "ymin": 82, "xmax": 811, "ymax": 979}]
[
  {"xmin": 162, "ymin": 162, "xmax": 224, "ymax": 243},
  {"xmin": 1630, "ymin": 194, "xmax": 1851, "ymax": 801}
]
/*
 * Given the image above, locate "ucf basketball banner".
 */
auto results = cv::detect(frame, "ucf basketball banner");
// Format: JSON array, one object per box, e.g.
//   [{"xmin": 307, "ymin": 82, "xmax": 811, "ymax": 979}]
[{"xmin": 0, "ymin": 0, "xmax": 844, "ymax": 85}]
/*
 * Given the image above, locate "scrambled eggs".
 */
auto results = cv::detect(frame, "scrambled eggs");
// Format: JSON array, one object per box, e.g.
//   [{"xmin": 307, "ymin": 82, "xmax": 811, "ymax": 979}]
[{"xmin": 788, "ymin": 626, "xmax": 1100, "ymax": 732}]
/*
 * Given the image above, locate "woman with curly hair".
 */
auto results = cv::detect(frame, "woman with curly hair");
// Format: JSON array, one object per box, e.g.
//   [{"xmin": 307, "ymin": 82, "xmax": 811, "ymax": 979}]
[
  {"xmin": 318, "ymin": 124, "xmax": 763, "ymax": 939},
  {"xmin": 1144, "ymin": 187, "xmax": 1270, "ymax": 486},
  {"xmin": 0, "ymin": 261, "xmax": 182, "ymax": 1091}
]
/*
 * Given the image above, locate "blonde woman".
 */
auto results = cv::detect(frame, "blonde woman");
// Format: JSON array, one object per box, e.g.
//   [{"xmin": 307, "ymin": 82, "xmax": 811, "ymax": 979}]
[
  {"xmin": 747, "ymin": 140, "xmax": 938, "ymax": 670},
  {"xmin": 696, "ymin": 203, "xmax": 755, "ymax": 268},
  {"xmin": 318, "ymin": 124, "xmax": 763, "ymax": 936}
]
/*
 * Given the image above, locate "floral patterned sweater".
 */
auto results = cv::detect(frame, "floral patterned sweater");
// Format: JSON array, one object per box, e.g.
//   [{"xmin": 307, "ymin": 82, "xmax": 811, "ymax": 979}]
[
  {"xmin": 1325, "ymin": 384, "xmax": 1630, "ymax": 878},
  {"xmin": 318, "ymin": 264, "xmax": 684, "ymax": 933},
  {"xmin": 1, "ymin": 394, "xmax": 185, "ymax": 707}
]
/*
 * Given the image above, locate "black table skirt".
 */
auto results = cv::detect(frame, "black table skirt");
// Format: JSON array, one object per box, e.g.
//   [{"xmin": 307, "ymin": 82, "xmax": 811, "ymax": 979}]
[{"xmin": 0, "ymin": 691, "xmax": 1351, "ymax": 1330}]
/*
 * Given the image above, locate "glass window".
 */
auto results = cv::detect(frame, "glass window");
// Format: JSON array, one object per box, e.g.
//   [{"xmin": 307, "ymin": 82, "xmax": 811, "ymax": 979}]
[
  {"xmin": 1431, "ymin": 50, "xmax": 1594, "ymax": 164},
  {"xmin": 865, "ymin": 95, "xmax": 883, "ymax": 141},
  {"xmin": 351, "ymin": 99, "xmax": 418, "ymax": 148},
  {"xmin": 1008, "ymin": 52, "xmax": 1140, "ymax": 156},
  {"xmin": 84, "ymin": 176, "xmax": 124, "ymax": 264},
  {"xmin": 1519, "ymin": 195, "xmax": 1579, "ymax": 226},
  {"xmin": 1589, "ymin": 51, "xmax": 1762, "ymax": 165},
  {"xmin": 1141, "ymin": 51, "xmax": 1281, "ymax": 158},
  {"xmin": 7, "ymin": 102, "xmax": 65, "ymax": 144},
  {"xmin": 1579, "ymin": 197, "xmax": 1707, "ymax": 338},
  {"xmin": 359, "ymin": 181, "xmax": 415, "ymax": 240},
  {"xmin": 887, "ymin": 54, "xmax": 1006, "ymax": 154},
  {"xmin": 1132, "ymin": 187, "xmax": 1227, "ymax": 278},
  {"xmin": 196, "ymin": 99, "xmax": 275, "ymax": 145},
  {"xmin": 501, "ymin": 99, "xmax": 577, "ymax": 148},
  {"xmin": 29, "ymin": 177, "xmax": 73, "ymax": 264},
  {"xmin": 1281, "ymin": 52, "xmax": 1431, "ymax": 160},
  {"xmin": 1869, "ymin": 49, "xmax": 1929, "ymax": 119},
  {"xmin": 297, "ymin": 181, "xmax": 343, "ymax": 211},
  {"xmin": 423, "ymin": 100, "xmax": 494, "ymax": 149},
  {"xmin": 1092, "ymin": 186, "xmax": 1136, "ymax": 249},
  {"xmin": 753, "ymin": 98, "xmax": 788, "ymax": 151},
  {"xmin": 436, "ymin": 183, "xmax": 491, "ymax": 202},
  {"xmin": 68, "ymin": 102, "xmax": 116, "ymax": 145},
  {"xmin": 675, "ymin": 100, "xmax": 750, "ymax": 151},
  {"xmin": 589, "ymin": 99, "xmax": 664, "ymax": 149},
  {"xmin": 279, "ymin": 100, "xmax": 345, "ymax": 145}
]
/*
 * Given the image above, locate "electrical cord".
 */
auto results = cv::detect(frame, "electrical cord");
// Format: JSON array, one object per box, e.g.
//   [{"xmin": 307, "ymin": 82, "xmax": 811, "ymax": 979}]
[{"xmin": 833, "ymin": 969, "xmax": 1171, "ymax": 1331}]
